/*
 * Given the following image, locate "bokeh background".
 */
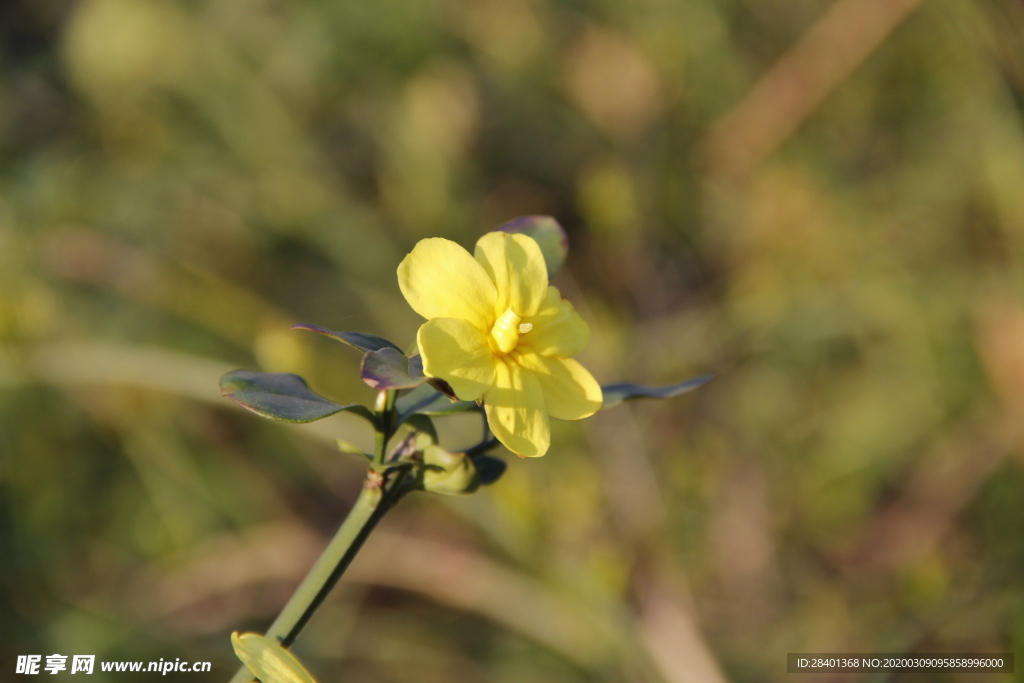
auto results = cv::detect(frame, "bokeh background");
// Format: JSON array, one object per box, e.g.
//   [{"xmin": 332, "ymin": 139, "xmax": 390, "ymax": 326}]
[{"xmin": 3, "ymin": 0, "xmax": 1024, "ymax": 680}]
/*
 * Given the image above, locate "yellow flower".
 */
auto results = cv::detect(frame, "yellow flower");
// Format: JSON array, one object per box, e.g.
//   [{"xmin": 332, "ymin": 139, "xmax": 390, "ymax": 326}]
[{"xmin": 398, "ymin": 232, "xmax": 602, "ymax": 457}]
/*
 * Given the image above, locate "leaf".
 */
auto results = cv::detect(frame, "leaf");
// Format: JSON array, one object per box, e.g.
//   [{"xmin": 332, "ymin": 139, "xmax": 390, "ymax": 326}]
[
  {"xmin": 291, "ymin": 323, "xmax": 403, "ymax": 354},
  {"xmin": 231, "ymin": 632, "xmax": 318, "ymax": 683},
  {"xmin": 497, "ymin": 215, "xmax": 568, "ymax": 276},
  {"xmin": 472, "ymin": 454, "xmax": 507, "ymax": 485},
  {"xmin": 359, "ymin": 350, "xmax": 458, "ymax": 398},
  {"xmin": 421, "ymin": 398, "xmax": 479, "ymax": 416},
  {"xmin": 394, "ymin": 383, "xmax": 441, "ymax": 418},
  {"xmin": 407, "ymin": 353, "xmax": 425, "ymax": 377},
  {"xmin": 336, "ymin": 439, "xmax": 370, "ymax": 461},
  {"xmin": 220, "ymin": 370, "xmax": 376, "ymax": 424},
  {"xmin": 601, "ymin": 374, "xmax": 715, "ymax": 409},
  {"xmin": 359, "ymin": 348, "xmax": 427, "ymax": 390},
  {"xmin": 395, "ymin": 384, "xmax": 480, "ymax": 422}
]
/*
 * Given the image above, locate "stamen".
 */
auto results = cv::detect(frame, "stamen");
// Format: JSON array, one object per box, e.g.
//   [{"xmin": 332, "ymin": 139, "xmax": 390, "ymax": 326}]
[
  {"xmin": 518, "ymin": 322, "xmax": 533, "ymax": 334},
  {"xmin": 490, "ymin": 307, "xmax": 522, "ymax": 354}
]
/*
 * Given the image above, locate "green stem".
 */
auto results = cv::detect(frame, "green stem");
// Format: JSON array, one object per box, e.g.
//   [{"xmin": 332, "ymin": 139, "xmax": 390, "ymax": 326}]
[
  {"xmin": 373, "ymin": 390, "xmax": 397, "ymax": 466},
  {"xmin": 228, "ymin": 468, "xmax": 409, "ymax": 683}
]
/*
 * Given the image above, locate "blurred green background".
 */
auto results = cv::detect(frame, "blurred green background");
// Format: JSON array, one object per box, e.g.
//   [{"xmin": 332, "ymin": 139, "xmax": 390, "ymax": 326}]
[{"xmin": 3, "ymin": 0, "xmax": 1024, "ymax": 681}]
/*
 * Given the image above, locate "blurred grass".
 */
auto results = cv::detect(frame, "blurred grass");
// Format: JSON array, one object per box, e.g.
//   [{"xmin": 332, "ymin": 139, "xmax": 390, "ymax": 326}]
[{"xmin": 2, "ymin": 0, "xmax": 1024, "ymax": 681}]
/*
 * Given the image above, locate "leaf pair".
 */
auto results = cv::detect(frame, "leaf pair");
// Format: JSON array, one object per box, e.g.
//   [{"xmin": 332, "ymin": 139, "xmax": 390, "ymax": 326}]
[
  {"xmin": 292, "ymin": 322, "xmax": 452, "ymax": 396},
  {"xmin": 219, "ymin": 324, "xmax": 474, "ymax": 428},
  {"xmin": 220, "ymin": 371, "xmax": 375, "ymax": 425}
]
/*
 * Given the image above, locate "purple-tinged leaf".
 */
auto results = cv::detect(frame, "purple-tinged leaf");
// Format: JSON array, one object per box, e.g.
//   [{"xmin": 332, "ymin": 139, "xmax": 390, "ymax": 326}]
[
  {"xmin": 360, "ymin": 351, "xmax": 460, "ymax": 398},
  {"xmin": 360, "ymin": 348, "xmax": 426, "ymax": 390},
  {"xmin": 496, "ymin": 215, "xmax": 568, "ymax": 277},
  {"xmin": 291, "ymin": 323, "xmax": 402, "ymax": 354},
  {"xmin": 221, "ymin": 370, "xmax": 376, "ymax": 424},
  {"xmin": 601, "ymin": 374, "xmax": 715, "ymax": 409}
]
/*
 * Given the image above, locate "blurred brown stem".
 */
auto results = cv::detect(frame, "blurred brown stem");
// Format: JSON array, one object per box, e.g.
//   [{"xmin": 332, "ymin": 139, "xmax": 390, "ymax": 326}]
[{"xmin": 705, "ymin": 0, "xmax": 924, "ymax": 179}]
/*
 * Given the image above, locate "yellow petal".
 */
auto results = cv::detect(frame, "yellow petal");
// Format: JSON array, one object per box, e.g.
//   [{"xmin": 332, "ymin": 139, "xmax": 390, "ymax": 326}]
[
  {"xmin": 484, "ymin": 358, "xmax": 550, "ymax": 457},
  {"xmin": 520, "ymin": 286, "xmax": 590, "ymax": 357},
  {"xmin": 418, "ymin": 317, "xmax": 496, "ymax": 401},
  {"xmin": 474, "ymin": 232, "xmax": 548, "ymax": 318},
  {"xmin": 398, "ymin": 238, "xmax": 497, "ymax": 329},
  {"xmin": 514, "ymin": 352, "xmax": 602, "ymax": 420}
]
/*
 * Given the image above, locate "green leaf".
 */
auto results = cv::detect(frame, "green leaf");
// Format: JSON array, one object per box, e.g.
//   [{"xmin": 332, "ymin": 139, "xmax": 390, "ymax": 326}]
[
  {"xmin": 232, "ymin": 632, "xmax": 318, "ymax": 683},
  {"xmin": 421, "ymin": 398, "xmax": 479, "ymax": 416},
  {"xmin": 601, "ymin": 374, "xmax": 714, "ymax": 409},
  {"xmin": 221, "ymin": 370, "xmax": 376, "ymax": 424},
  {"xmin": 395, "ymin": 383, "xmax": 480, "ymax": 422},
  {"xmin": 336, "ymin": 439, "xmax": 371, "ymax": 461},
  {"xmin": 359, "ymin": 348, "xmax": 427, "ymax": 390},
  {"xmin": 497, "ymin": 215, "xmax": 568, "ymax": 276},
  {"xmin": 394, "ymin": 383, "xmax": 441, "ymax": 418},
  {"xmin": 291, "ymin": 323, "xmax": 403, "ymax": 354}
]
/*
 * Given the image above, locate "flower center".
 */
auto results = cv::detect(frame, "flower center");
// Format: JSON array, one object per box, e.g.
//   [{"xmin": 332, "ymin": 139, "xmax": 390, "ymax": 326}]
[{"xmin": 490, "ymin": 307, "xmax": 522, "ymax": 354}]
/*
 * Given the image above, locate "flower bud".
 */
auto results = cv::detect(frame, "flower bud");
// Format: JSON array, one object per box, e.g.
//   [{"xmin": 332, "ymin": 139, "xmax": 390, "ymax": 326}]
[
  {"xmin": 231, "ymin": 632, "xmax": 318, "ymax": 683},
  {"xmin": 422, "ymin": 445, "xmax": 479, "ymax": 495}
]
